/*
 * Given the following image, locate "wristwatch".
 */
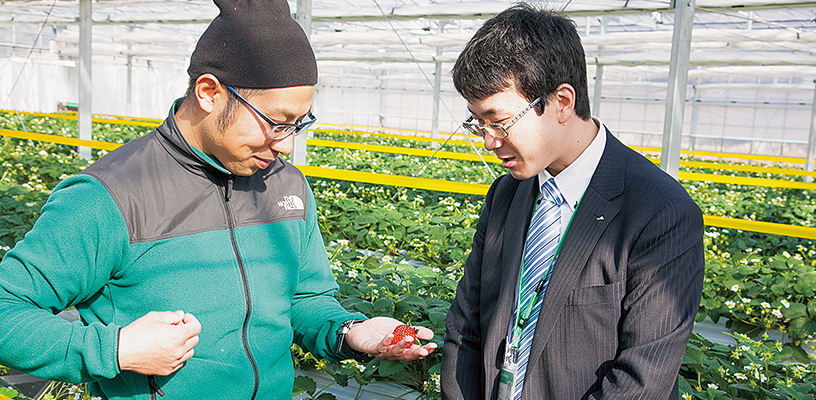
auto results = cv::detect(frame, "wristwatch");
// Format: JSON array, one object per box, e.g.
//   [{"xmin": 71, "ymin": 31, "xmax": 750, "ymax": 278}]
[{"xmin": 335, "ymin": 319, "xmax": 374, "ymax": 363}]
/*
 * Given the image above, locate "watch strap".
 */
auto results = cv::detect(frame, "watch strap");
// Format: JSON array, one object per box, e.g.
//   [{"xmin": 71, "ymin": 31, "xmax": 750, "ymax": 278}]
[{"xmin": 335, "ymin": 319, "xmax": 374, "ymax": 363}]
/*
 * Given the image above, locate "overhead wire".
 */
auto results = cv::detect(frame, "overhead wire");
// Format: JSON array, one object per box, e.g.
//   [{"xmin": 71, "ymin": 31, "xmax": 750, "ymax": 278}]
[
  {"xmin": 369, "ymin": 0, "xmax": 613, "ymax": 189},
  {"xmin": 371, "ymin": 0, "xmax": 499, "ymax": 188},
  {"xmin": 1, "ymin": 0, "xmax": 59, "ymax": 134}
]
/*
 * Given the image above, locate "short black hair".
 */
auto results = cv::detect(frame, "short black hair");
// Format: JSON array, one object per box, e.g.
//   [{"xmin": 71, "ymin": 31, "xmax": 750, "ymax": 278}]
[
  {"xmin": 182, "ymin": 76, "xmax": 265, "ymax": 131},
  {"xmin": 452, "ymin": 3, "xmax": 591, "ymax": 120}
]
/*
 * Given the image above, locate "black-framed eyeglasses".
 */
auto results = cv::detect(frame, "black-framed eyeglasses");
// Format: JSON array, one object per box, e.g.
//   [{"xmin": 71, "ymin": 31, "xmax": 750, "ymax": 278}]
[
  {"xmin": 461, "ymin": 97, "xmax": 541, "ymax": 139},
  {"xmin": 225, "ymin": 85, "xmax": 316, "ymax": 140}
]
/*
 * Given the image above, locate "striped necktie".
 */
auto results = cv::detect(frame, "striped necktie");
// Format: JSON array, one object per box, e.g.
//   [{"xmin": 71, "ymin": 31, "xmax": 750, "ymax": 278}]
[{"xmin": 513, "ymin": 178, "xmax": 564, "ymax": 400}]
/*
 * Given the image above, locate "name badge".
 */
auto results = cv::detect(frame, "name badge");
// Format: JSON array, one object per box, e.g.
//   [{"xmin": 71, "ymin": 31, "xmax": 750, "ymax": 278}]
[{"xmin": 497, "ymin": 360, "xmax": 518, "ymax": 400}]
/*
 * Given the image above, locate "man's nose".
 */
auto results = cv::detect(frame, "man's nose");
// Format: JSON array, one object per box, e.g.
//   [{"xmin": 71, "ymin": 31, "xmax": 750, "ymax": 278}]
[{"xmin": 483, "ymin": 134, "xmax": 502, "ymax": 151}]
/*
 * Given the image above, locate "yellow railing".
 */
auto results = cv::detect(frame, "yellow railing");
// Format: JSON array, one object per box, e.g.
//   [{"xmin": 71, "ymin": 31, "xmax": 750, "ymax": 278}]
[
  {"xmin": 2, "ymin": 126, "xmax": 816, "ymax": 240},
  {"xmin": 3, "ymin": 108, "xmax": 812, "ymax": 173},
  {"xmin": 0, "ymin": 108, "xmax": 161, "ymax": 128},
  {"xmin": 0, "ymin": 128, "xmax": 121, "ymax": 151},
  {"xmin": 311, "ymin": 138, "xmax": 816, "ymax": 188}
]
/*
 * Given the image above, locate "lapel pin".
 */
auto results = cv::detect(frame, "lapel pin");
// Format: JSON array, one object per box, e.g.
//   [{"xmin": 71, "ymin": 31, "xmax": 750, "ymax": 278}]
[{"xmin": 596, "ymin": 215, "xmax": 604, "ymax": 221}]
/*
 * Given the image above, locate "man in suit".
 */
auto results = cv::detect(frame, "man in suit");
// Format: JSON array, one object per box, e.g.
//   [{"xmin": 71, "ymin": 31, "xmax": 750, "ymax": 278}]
[{"xmin": 441, "ymin": 4, "xmax": 704, "ymax": 400}]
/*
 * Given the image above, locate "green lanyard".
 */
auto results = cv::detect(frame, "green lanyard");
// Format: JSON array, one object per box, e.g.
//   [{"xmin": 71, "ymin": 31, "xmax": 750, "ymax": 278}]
[{"xmin": 509, "ymin": 193, "xmax": 582, "ymax": 358}]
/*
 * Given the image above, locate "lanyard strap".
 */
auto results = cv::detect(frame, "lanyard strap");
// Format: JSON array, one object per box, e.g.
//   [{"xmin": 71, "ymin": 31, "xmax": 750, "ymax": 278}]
[{"xmin": 510, "ymin": 193, "xmax": 583, "ymax": 350}]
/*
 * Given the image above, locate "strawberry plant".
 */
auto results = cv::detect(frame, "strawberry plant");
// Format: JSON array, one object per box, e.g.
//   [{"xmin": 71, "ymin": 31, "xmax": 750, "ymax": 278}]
[
  {"xmin": 3, "ymin": 112, "xmax": 816, "ymax": 400},
  {"xmin": 0, "ymin": 184, "xmax": 50, "ymax": 257}
]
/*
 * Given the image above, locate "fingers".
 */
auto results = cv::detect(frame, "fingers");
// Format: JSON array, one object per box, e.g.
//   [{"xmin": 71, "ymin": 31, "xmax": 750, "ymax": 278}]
[
  {"xmin": 183, "ymin": 331, "xmax": 200, "ymax": 351},
  {"xmin": 118, "ymin": 310, "xmax": 202, "ymax": 376},
  {"xmin": 180, "ymin": 347, "xmax": 196, "ymax": 364},
  {"xmin": 396, "ymin": 343, "xmax": 438, "ymax": 361},
  {"xmin": 181, "ymin": 312, "xmax": 203, "ymax": 337},
  {"xmin": 375, "ymin": 333, "xmax": 438, "ymax": 361},
  {"xmin": 413, "ymin": 326, "xmax": 434, "ymax": 340},
  {"xmin": 148, "ymin": 310, "xmax": 186, "ymax": 325}
]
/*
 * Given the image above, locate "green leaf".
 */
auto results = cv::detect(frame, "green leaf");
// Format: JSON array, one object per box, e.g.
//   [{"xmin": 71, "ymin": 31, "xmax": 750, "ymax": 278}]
[
  {"xmin": 333, "ymin": 372, "xmax": 349, "ymax": 387},
  {"xmin": 353, "ymin": 301, "xmax": 375, "ymax": 316},
  {"xmin": 0, "ymin": 387, "xmax": 19, "ymax": 398},
  {"xmin": 695, "ymin": 308, "xmax": 708, "ymax": 322},
  {"xmin": 428, "ymin": 311, "xmax": 447, "ymax": 329},
  {"xmin": 402, "ymin": 295, "xmax": 427, "ymax": 309},
  {"xmin": 709, "ymin": 307, "xmax": 720, "ymax": 324},
  {"xmin": 677, "ymin": 376, "xmax": 694, "ymax": 395},
  {"xmin": 788, "ymin": 343, "xmax": 813, "ymax": 364},
  {"xmin": 728, "ymin": 319, "xmax": 762, "ymax": 338},
  {"xmin": 731, "ymin": 383, "xmax": 762, "ymax": 394},
  {"xmin": 807, "ymin": 302, "xmax": 816, "ymax": 319},
  {"xmin": 785, "ymin": 303, "xmax": 808, "ymax": 320},
  {"xmin": 788, "ymin": 316, "xmax": 816, "ymax": 340},
  {"xmin": 684, "ymin": 345, "xmax": 705, "ymax": 365},
  {"xmin": 373, "ymin": 298, "xmax": 394, "ymax": 313},
  {"xmin": 428, "ymin": 362, "xmax": 441, "ymax": 374},
  {"xmin": 426, "ymin": 298, "xmax": 451, "ymax": 308},
  {"xmin": 315, "ymin": 393, "xmax": 338, "ymax": 400},
  {"xmin": 378, "ymin": 359, "xmax": 405, "ymax": 376},
  {"xmin": 292, "ymin": 375, "xmax": 317, "ymax": 396}
]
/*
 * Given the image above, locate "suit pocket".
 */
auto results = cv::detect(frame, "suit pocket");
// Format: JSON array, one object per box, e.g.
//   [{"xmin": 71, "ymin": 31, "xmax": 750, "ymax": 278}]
[{"xmin": 566, "ymin": 281, "xmax": 625, "ymax": 306}]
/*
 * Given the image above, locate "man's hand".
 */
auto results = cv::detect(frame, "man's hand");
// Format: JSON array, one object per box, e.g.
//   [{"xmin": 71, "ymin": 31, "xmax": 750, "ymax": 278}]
[
  {"xmin": 345, "ymin": 317, "xmax": 437, "ymax": 361},
  {"xmin": 117, "ymin": 310, "xmax": 202, "ymax": 376}
]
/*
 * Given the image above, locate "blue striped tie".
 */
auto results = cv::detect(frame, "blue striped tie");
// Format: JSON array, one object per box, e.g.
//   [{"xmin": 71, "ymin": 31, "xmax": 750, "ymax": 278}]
[{"xmin": 513, "ymin": 178, "xmax": 564, "ymax": 400}]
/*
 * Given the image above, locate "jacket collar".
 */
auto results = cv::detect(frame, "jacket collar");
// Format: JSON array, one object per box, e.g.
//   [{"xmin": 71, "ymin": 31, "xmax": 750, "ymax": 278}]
[
  {"xmin": 526, "ymin": 128, "xmax": 625, "ymax": 369},
  {"xmin": 493, "ymin": 129, "xmax": 627, "ymax": 379},
  {"xmin": 155, "ymin": 99, "xmax": 233, "ymax": 177}
]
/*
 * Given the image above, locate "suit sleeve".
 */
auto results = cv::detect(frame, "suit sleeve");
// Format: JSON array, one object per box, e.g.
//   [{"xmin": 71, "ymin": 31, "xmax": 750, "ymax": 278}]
[
  {"xmin": 290, "ymin": 184, "xmax": 365, "ymax": 362},
  {"xmin": 590, "ymin": 197, "xmax": 704, "ymax": 399},
  {"xmin": 0, "ymin": 176, "xmax": 127, "ymax": 383},
  {"xmin": 441, "ymin": 178, "xmax": 502, "ymax": 400}
]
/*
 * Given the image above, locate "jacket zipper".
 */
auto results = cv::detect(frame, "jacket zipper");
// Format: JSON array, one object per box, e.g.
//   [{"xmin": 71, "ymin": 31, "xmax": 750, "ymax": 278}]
[
  {"xmin": 220, "ymin": 176, "xmax": 261, "ymax": 400},
  {"xmin": 147, "ymin": 375, "xmax": 164, "ymax": 399}
]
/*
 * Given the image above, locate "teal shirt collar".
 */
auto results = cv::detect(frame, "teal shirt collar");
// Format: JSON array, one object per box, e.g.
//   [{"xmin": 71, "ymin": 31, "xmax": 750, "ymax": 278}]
[{"xmin": 170, "ymin": 98, "xmax": 232, "ymax": 175}]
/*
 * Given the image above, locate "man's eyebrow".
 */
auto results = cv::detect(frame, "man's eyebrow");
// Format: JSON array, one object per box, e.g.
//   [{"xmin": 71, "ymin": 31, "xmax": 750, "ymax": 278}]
[
  {"xmin": 468, "ymin": 107, "xmax": 498, "ymax": 119},
  {"xmin": 264, "ymin": 106, "xmax": 307, "ymax": 122}
]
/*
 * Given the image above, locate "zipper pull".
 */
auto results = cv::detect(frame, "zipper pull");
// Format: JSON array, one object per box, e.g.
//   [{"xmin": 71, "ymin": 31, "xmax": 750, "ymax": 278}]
[
  {"xmin": 148, "ymin": 375, "xmax": 165, "ymax": 397},
  {"xmin": 223, "ymin": 175, "xmax": 233, "ymax": 202}
]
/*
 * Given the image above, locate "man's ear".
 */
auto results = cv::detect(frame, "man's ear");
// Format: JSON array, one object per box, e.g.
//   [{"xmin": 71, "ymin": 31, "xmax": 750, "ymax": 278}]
[
  {"xmin": 552, "ymin": 83, "xmax": 576, "ymax": 125},
  {"xmin": 193, "ymin": 74, "xmax": 223, "ymax": 115}
]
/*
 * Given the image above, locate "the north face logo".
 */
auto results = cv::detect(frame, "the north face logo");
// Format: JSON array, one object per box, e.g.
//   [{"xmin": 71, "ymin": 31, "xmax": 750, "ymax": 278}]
[{"xmin": 278, "ymin": 195, "xmax": 304, "ymax": 211}]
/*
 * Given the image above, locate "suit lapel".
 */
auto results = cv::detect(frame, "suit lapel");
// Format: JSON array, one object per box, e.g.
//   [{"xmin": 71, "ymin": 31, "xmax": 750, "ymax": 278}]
[
  {"xmin": 490, "ymin": 177, "xmax": 538, "ymax": 347},
  {"xmin": 527, "ymin": 130, "xmax": 626, "ymax": 366}
]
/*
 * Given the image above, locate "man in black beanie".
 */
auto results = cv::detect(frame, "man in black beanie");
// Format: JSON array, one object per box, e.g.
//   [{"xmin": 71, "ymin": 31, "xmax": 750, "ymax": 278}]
[{"xmin": 0, "ymin": 0, "xmax": 435, "ymax": 398}]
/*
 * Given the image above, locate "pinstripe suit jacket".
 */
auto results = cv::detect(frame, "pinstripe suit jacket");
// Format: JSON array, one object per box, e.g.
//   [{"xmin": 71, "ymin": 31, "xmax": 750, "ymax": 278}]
[{"xmin": 441, "ymin": 131, "xmax": 704, "ymax": 400}]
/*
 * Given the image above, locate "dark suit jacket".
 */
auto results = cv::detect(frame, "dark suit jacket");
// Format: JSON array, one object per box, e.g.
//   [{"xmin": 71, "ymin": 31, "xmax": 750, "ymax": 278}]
[{"xmin": 441, "ymin": 130, "xmax": 704, "ymax": 400}]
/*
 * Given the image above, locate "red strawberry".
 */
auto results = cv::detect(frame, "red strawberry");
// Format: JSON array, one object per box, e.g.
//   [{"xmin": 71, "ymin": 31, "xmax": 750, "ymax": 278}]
[{"xmin": 390, "ymin": 324, "xmax": 417, "ymax": 345}]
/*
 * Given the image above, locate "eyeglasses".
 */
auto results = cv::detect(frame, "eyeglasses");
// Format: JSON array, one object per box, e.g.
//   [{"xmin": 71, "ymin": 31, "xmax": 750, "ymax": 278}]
[
  {"xmin": 225, "ymin": 85, "xmax": 316, "ymax": 140},
  {"xmin": 461, "ymin": 97, "xmax": 541, "ymax": 139}
]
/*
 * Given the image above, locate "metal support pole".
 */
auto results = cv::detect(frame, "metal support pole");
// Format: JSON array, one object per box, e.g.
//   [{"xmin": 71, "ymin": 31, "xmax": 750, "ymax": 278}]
[
  {"xmin": 660, "ymin": 0, "xmax": 695, "ymax": 179},
  {"xmin": 78, "ymin": 0, "xmax": 92, "ymax": 160},
  {"xmin": 593, "ymin": 47, "xmax": 604, "ymax": 117},
  {"xmin": 126, "ymin": 52, "xmax": 133, "ymax": 117},
  {"xmin": 378, "ymin": 78, "xmax": 386, "ymax": 127},
  {"xmin": 431, "ymin": 58, "xmax": 442, "ymax": 148},
  {"xmin": 805, "ymin": 79, "xmax": 816, "ymax": 183},
  {"xmin": 592, "ymin": 18, "xmax": 606, "ymax": 117},
  {"xmin": 689, "ymin": 77, "xmax": 701, "ymax": 152},
  {"xmin": 292, "ymin": 0, "xmax": 312, "ymax": 166},
  {"xmin": 431, "ymin": 22, "xmax": 445, "ymax": 148}
]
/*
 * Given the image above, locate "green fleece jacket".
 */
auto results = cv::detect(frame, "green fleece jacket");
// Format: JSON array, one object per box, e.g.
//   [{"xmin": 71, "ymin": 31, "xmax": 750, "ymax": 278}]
[{"xmin": 0, "ymin": 105, "xmax": 363, "ymax": 399}]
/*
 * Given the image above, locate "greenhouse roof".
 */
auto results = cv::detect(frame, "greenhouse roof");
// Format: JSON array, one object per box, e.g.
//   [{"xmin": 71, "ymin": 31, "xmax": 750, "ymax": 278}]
[{"xmin": 1, "ymin": 1, "xmax": 815, "ymax": 83}]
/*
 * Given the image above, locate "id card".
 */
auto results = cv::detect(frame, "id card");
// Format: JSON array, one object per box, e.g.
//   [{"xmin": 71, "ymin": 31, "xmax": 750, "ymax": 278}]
[{"xmin": 497, "ymin": 361, "xmax": 517, "ymax": 400}]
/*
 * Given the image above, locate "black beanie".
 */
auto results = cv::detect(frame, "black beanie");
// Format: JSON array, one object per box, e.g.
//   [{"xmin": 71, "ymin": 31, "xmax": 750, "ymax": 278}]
[{"xmin": 187, "ymin": 0, "xmax": 318, "ymax": 89}]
